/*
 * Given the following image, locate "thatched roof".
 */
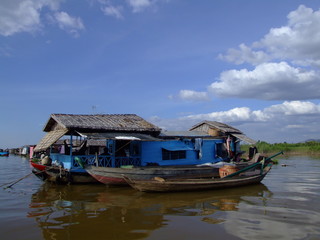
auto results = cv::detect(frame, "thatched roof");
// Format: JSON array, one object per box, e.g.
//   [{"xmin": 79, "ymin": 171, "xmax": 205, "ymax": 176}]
[
  {"xmin": 34, "ymin": 114, "xmax": 161, "ymax": 152},
  {"xmin": 43, "ymin": 113, "xmax": 161, "ymax": 133},
  {"xmin": 189, "ymin": 121, "xmax": 242, "ymax": 134},
  {"xmin": 34, "ymin": 129, "xmax": 68, "ymax": 152},
  {"xmin": 189, "ymin": 121, "xmax": 256, "ymax": 144}
]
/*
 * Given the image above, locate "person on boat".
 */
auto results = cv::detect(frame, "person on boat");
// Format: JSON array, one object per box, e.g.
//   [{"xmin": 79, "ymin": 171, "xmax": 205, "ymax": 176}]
[{"xmin": 248, "ymin": 146, "xmax": 258, "ymax": 160}]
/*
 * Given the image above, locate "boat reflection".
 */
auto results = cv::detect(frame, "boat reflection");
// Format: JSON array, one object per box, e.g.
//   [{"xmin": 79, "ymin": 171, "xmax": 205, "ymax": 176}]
[{"xmin": 28, "ymin": 183, "xmax": 271, "ymax": 240}]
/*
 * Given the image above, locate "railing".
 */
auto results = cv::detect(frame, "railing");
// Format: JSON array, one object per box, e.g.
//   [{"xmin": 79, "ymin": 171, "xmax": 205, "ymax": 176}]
[{"xmin": 72, "ymin": 155, "xmax": 141, "ymax": 168}]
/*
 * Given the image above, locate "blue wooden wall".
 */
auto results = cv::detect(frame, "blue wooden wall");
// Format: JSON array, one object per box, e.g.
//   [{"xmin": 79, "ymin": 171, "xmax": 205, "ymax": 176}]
[{"xmin": 140, "ymin": 139, "xmax": 224, "ymax": 166}]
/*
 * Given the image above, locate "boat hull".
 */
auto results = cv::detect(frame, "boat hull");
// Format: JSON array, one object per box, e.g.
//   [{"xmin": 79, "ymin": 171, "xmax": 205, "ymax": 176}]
[
  {"xmin": 124, "ymin": 165, "xmax": 272, "ymax": 192},
  {"xmin": 85, "ymin": 164, "xmax": 248, "ymax": 186},
  {"xmin": 0, "ymin": 152, "xmax": 9, "ymax": 157},
  {"xmin": 44, "ymin": 167, "xmax": 99, "ymax": 184},
  {"xmin": 30, "ymin": 160, "xmax": 99, "ymax": 184}
]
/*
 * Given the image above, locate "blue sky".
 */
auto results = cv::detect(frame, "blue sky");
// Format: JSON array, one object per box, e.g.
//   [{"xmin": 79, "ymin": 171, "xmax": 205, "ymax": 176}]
[{"xmin": 1, "ymin": 0, "xmax": 320, "ymax": 148}]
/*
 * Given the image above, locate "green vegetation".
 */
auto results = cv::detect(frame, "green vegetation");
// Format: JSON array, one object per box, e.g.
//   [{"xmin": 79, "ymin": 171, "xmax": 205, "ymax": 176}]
[{"xmin": 241, "ymin": 141, "xmax": 320, "ymax": 155}]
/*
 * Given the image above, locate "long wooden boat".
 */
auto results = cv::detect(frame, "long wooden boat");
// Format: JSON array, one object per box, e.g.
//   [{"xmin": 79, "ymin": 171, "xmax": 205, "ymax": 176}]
[
  {"xmin": 123, "ymin": 162, "xmax": 272, "ymax": 192},
  {"xmin": 85, "ymin": 162, "xmax": 248, "ymax": 186},
  {"xmin": 30, "ymin": 160, "xmax": 99, "ymax": 184}
]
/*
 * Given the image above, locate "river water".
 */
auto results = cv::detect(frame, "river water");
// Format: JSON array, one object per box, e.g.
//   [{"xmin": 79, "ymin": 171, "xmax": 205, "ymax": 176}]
[{"xmin": 0, "ymin": 155, "xmax": 319, "ymax": 240}]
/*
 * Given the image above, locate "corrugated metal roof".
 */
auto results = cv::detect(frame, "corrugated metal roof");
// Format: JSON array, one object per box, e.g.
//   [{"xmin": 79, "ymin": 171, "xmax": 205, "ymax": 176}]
[{"xmin": 43, "ymin": 114, "xmax": 161, "ymax": 133}]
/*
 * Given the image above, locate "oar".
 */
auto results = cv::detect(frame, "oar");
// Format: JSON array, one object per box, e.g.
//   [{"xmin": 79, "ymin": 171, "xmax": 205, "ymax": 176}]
[
  {"xmin": 2, "ymin": 172, "xmax": 34, "ymax": 189},
  {"xmin": 2, "ymin": 168, "xmax": 49, "ymax": 189}
]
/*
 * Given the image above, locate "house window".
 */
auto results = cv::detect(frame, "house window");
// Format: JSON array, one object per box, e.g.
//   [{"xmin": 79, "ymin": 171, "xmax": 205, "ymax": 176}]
[
  {"xmin": 216, "ymin": 143, "xmax": 228, "ymax": 158},
  {"xmin": 162, "ymin": 148, "xmax": 186, "ymax": 160}
]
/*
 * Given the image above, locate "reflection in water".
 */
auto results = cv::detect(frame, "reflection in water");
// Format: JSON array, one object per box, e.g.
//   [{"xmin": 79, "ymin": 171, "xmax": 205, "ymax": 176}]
[
  {"xmin": 28, "ymin": 183, "xmax": 270, "ymax": 240},
  {"xmin": 224, "ymin": 157, "xmax": 320, "ymax": 240},
  {"xmin": 1, "ymin": 155, "xmax": 319, "ymax": 239}
]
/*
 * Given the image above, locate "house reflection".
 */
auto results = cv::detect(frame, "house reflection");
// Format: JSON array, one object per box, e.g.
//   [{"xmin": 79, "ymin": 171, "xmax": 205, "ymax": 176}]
[{"xmin": 28, "ymin": 183, "xmax": 271, "ymax": 240}]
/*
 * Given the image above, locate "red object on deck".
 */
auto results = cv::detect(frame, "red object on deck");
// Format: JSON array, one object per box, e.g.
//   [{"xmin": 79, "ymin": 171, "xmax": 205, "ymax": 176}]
[{"xmin": 30, "ymin": 161, "xmax": 46, "ymax": 171}]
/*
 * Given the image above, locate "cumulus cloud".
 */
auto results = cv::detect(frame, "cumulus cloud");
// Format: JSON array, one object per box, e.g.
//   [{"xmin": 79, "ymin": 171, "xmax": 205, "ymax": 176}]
[
  {"xmin": 264, "ymin": 100, "xmax": 320, "ymax": 115},
  {"xmin": 149, "ymin": 101, "xmax": 320, "ymax": 142},
  {"xmin": 0, "ymin": 0, "xmax": 83, "ymax": 37},
  {"xmin": 127, "ymin": 0, "xmax": 152, "ymax": 13},
  {"xmin": 260, "ymin": 5, "xmax": 320, "ymax": 67},
  {"xmin": 97, "ymin": 0, "xmax": 167, "ymax": 18},
  {"xmin": 181, "ymin": 106, "xmax": 274, "ymax": 124},
  {"xmin": 182, "ymin": 101, "xmax": 320, "ymax": 124},
  {"xmin": 53, "ymin": 11, "xmax": 85, "ymax": 37},
  {"xmin": 0, "ymin": 0, "xmax": 42, "ymax": 36},
  {"xmin": 218, "ymin": 43, "xmax": 270, "ymax": 65},
  {"xmin": 177, "ymin": 5, "xmax": 320, "ymax": 102},
  {"xmin": 221, "ymin": 5, "xmax": 320, "ymax": 67},
  {"xmin": 209, "ymin": 61, "xmax": 320, "ymax": 100},
  {"xmin": 101, "ymin": 5, "xmax": 124, "ymax": 19},
  {"xmin": 178, "ymin": 90, "xmax": 210, "ymax": 102}
]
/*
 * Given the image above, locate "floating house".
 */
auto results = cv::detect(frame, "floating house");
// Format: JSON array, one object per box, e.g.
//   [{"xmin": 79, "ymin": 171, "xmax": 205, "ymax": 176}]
[
  {"xmin": 32, "ymin": 113, "xmax": 161, "ymax": 183},
  {"xmin": 32, "ymin": 114, "xmax": 256, "ymax": 184}
]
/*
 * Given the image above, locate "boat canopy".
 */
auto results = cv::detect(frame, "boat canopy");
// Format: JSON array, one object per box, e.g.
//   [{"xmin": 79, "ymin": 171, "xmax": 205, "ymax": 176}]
[
  {"xmin": 34, "ymin": 128, "xmax": 68, "ymax": 152},
  {"xmin": 231, "ymin": 133, "xmax": 257, "ymax": 145},
  {"xmin": 76, "ymin": 132, "xmax": 161, "ymax": 141}
]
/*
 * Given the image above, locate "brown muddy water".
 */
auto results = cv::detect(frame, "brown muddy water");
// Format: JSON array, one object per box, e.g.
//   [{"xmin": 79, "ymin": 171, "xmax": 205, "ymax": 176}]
[{"xmin": 0, "ymin": 155, "xmax": 319, "ymax": 240}]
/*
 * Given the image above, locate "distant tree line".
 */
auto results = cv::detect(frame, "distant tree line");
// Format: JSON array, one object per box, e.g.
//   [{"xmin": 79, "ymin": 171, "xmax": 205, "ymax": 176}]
[{"xmin": 241, "ymin": 141, "xmax": 320, "ymax": 155}]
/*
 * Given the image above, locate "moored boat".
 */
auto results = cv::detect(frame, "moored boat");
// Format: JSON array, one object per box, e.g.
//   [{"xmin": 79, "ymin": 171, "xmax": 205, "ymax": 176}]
[
  {"xmin": 83, "ymin": 121, "xmax": 258, "ymax": 185},
  {"xmin": 0, "ymin": 149, "xmax": 9, "ymax": 157},
  {"xmin": 85, "ymin": 163, "xmax": 248, "ymax": 186},
  {"xmin": 123, "ymin": 161, "xmax": 273, "ymax": 192}
]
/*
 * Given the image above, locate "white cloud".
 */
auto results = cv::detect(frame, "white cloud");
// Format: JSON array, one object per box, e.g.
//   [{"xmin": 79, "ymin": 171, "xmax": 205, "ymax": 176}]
[
  {"xmin": 54, "ymin": 11, "xmax": 85, "ymax": 37},
  {"xmin": 0, "ymin": 0, "xmax": 42, "ymax": 36},
  {"xmin": 127, "ymin": 0, "xmax": 152, "ymax": 13},
  {"xmin": 221, "ymin": 5, "xmax": 320, "ymax": 67},
  {"xmin": 183, "ymin": 107, "xmax": 252, "ymax": 123},
  {"xmin": 180, "ymin": 105, "xmax": 280, "ymax": 124},
  {"xmin": 96, "ymin": 0, "xmax": 167, "ymax": 19},
  {"xmin": 261, "ymin": 5, "xmax": 320, "ymax": 67},
  {"xmin": 176, "ymin": 5, "xmax": 320, "ymax": 102},
  {"xmin": 264, "ymin": 101, "xmax": 320, "ymax": 115},
  {"xmin": 0, "ymin": 0, "xmax": 84, "ymax": 37},
  {"xmin": 101, "ymin": 5, "xmax": 124, "ymax": 19},
  {"xmin": 149, "ymin": 101, "xmax": 320, "ymax": 143},
  {"xmin": 209, "ymin": 62, "xmax": 320, "ymax": 100},
  {"xmin": 218, "ymin": 43, "xmax": 270, "ymax": 65},
  {"xmin": 178, "ymin": 90, "xmax": 210, "ymax": 102}
]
